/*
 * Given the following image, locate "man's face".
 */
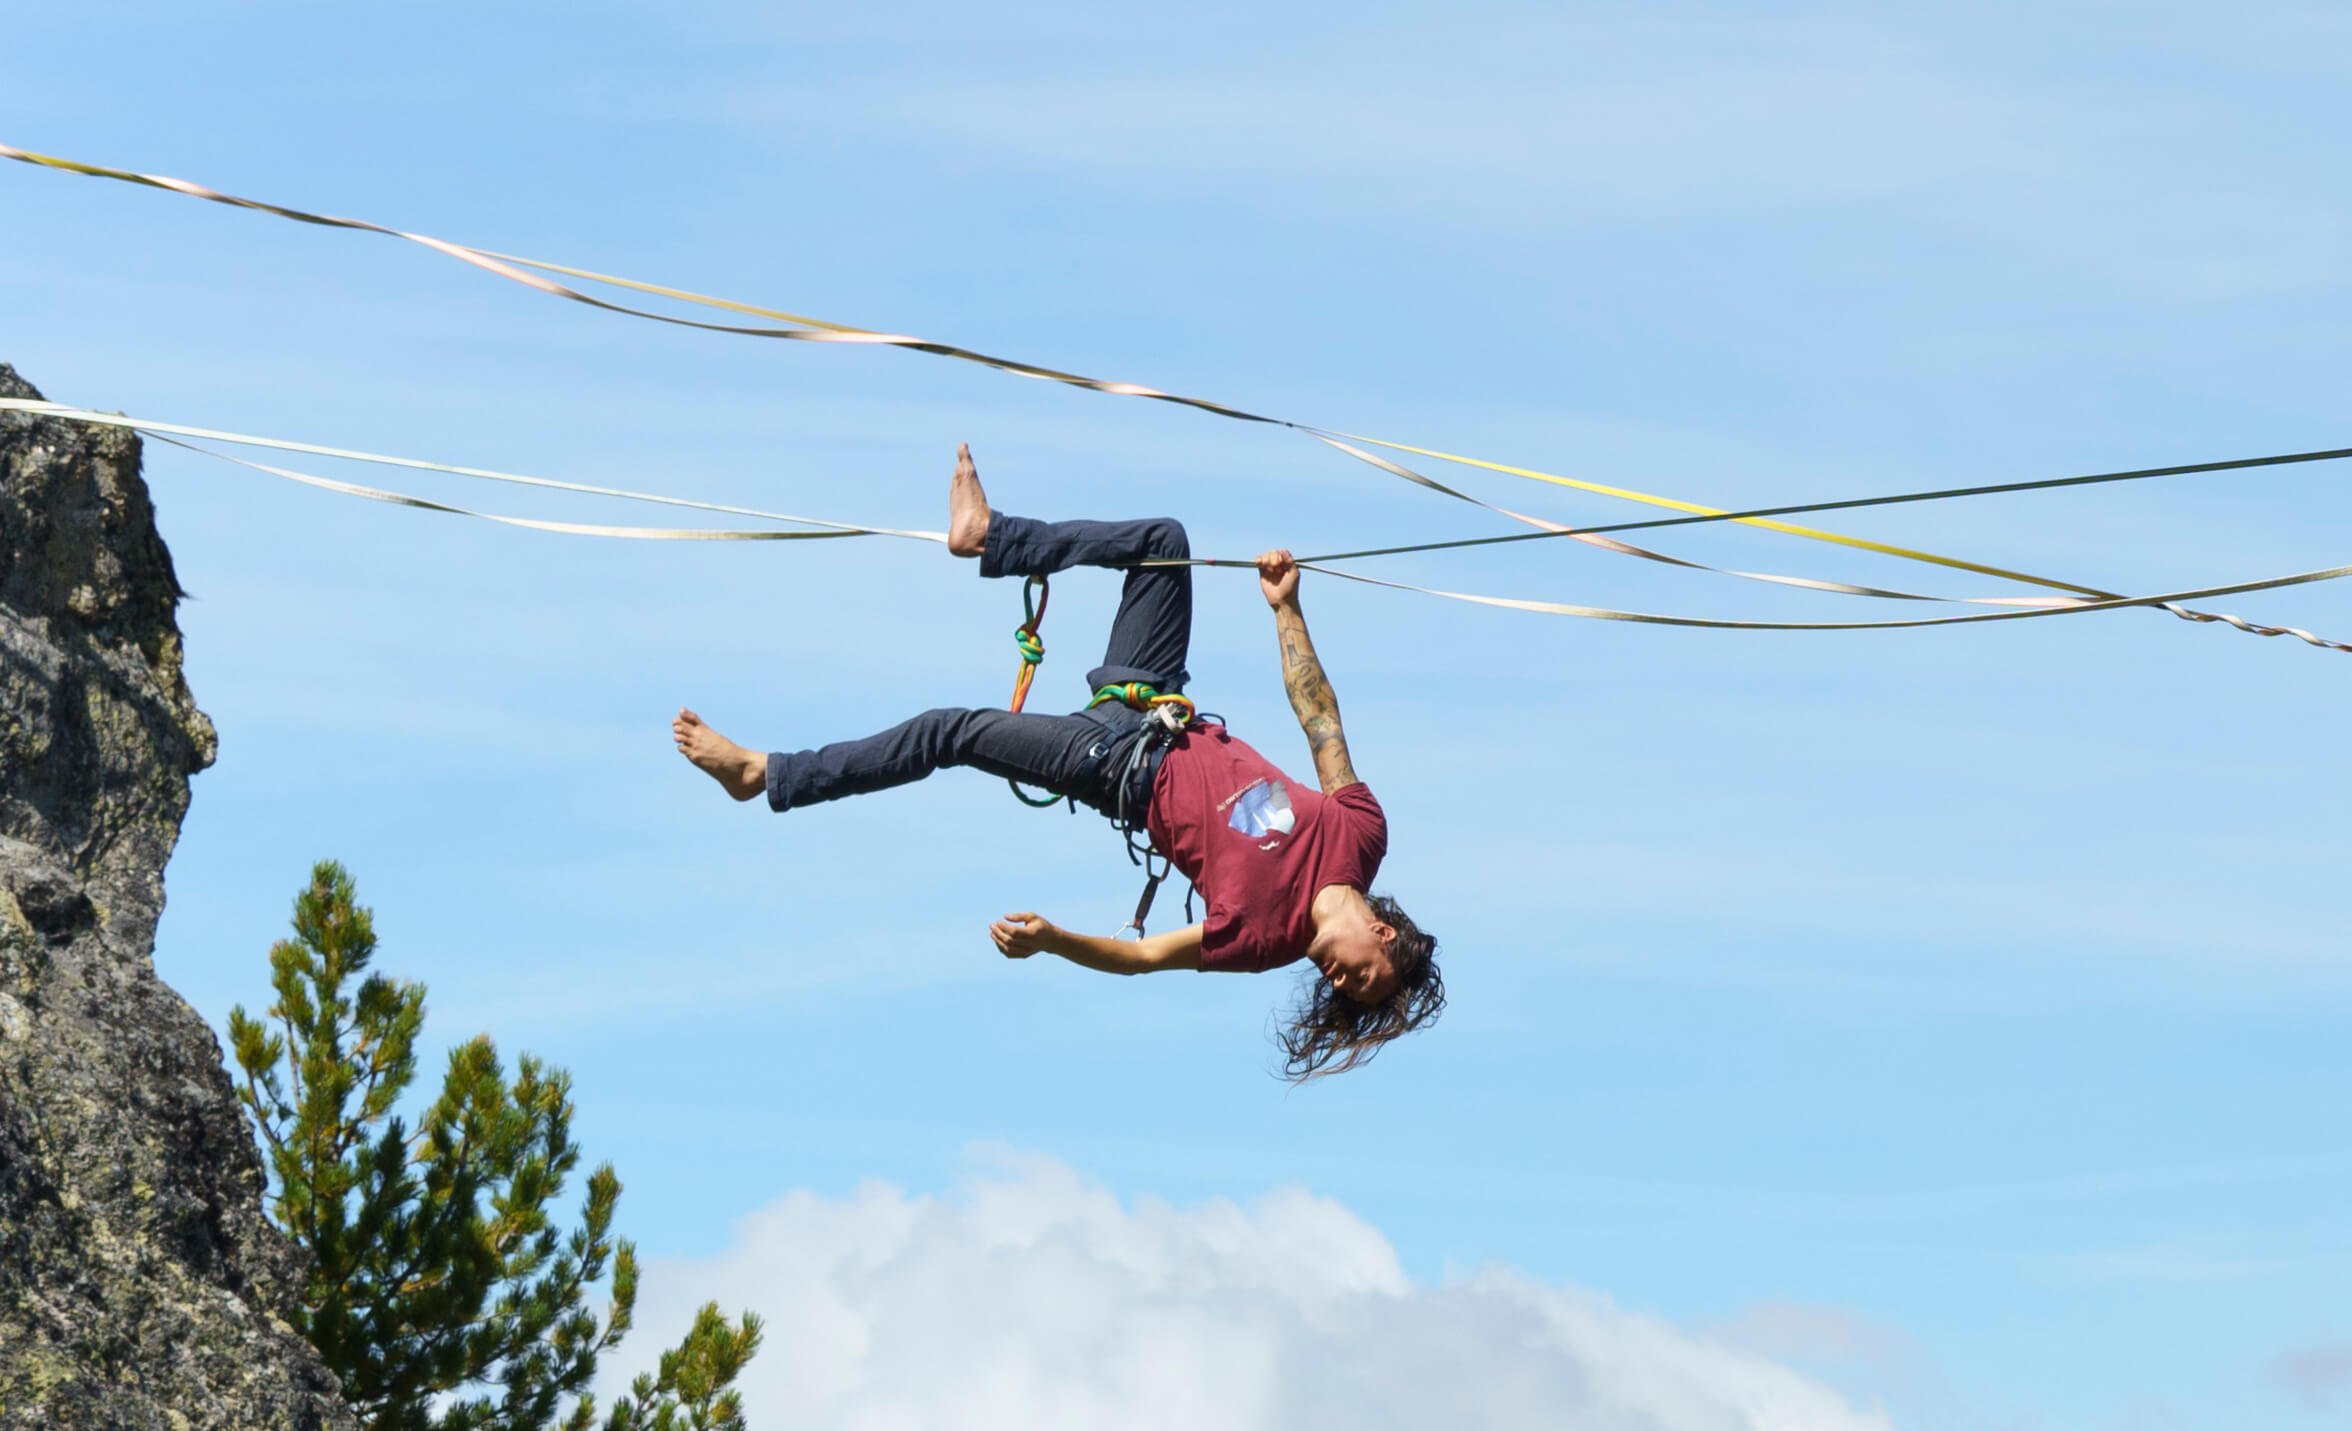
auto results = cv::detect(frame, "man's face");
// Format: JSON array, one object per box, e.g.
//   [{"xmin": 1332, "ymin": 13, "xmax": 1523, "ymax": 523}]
[{"xmin": 1315, "ymin": 917, "xmax": 1399, "ymax": 1005}]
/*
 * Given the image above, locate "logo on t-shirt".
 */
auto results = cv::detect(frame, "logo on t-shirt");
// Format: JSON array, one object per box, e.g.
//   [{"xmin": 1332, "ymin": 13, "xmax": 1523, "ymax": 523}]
[{"xmin": 1226, "ymin": 779, "xmax": 1295, "ymax": 843}]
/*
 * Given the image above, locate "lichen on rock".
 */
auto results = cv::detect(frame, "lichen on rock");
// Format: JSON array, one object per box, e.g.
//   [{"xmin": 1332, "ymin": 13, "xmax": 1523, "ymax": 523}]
[{"xmin": 0, "ymin": 363, "xmax": 353, "ymax": 1430}]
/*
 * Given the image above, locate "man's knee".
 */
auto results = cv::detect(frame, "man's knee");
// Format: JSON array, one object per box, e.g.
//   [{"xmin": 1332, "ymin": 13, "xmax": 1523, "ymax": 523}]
[
  {"xmin": 910, "ymin": 706, "xmax": 985, "ymax": 754},
  {"xmin": 1142, "ymin": 517, "xmax": 1189, "ymax": 561}
]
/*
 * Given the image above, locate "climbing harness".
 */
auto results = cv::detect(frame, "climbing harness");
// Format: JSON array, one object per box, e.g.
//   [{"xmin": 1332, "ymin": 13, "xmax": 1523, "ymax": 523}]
[
  {"xmin": 1001, "ymin": 579, "xmax": 1202, "ymax": 933},
  {"xmin": 1102, "ymin": 697, "xmax": 1199, "ymax": 938},
  {"xmin": 1087, "ymin": 682, "xmax": 1198, "ymax": 723}
]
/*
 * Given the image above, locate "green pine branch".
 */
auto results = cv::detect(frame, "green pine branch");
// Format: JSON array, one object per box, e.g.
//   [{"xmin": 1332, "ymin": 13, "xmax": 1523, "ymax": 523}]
[{"xmin": 229, "ymin": 860, "xmax": 762, "ymax": 1431}]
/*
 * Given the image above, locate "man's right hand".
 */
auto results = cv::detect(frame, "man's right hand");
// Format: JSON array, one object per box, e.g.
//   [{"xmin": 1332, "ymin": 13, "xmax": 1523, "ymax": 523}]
[
  {"xmin": 992, "ymin": 917, "xmax": 1207, "ymax": 975},
  {"xmin": 1256, "ymin": 549, "xmax": 1300, "ymax": 608}
]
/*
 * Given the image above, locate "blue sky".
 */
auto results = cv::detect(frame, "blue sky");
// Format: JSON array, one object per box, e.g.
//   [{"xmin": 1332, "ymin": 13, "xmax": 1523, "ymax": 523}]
[{"xmin": 8, "ymin": 3, "xmax": 2352, "ymax": 1425}]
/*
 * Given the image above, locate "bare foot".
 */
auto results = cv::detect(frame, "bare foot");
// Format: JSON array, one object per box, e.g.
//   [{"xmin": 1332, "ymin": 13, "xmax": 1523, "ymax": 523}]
[
  {"xmin": 947, "ymin": 442, "xmax": 990, "ymax": 557},
  {"xmin": 672, "ymin": 708, "xmax": 767, "ymax": 802}
]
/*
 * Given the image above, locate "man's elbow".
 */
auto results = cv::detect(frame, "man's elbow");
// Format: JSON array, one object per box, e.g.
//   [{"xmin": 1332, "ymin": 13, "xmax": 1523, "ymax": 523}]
[
  {"xmin": 1100, "ymin": 948, "xmax": 1161, "ymax": 975},
  {"xmin": 1130, "ymin": 941, "xmax": 1196, "ymax": 974}
]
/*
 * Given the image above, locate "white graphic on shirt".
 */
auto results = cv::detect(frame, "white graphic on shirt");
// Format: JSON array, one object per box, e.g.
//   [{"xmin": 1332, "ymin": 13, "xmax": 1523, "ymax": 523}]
[{"xmin": 1226, "ymin": 779, "xmax": 1295, "ymax": 842}]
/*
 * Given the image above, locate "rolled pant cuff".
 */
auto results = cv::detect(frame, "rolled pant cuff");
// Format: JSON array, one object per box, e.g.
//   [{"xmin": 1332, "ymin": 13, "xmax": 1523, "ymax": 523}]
[
  {"xmin": 977, "ymin": 509, "xmax": 1028, "ymax": 580},
  {"xmin": 765, "ymin": 751, "xmax": 790, "ymax": 812}
]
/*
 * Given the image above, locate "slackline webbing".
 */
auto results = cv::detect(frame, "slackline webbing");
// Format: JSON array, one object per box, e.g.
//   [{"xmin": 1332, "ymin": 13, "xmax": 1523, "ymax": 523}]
[
  {"xmin": 0, "ymin": 399, "xmax": 945, "ymax": 543},
  {"xmin": 154, "ymin": 436, "xmax": 903, "ymax": 542},
  {"xmin": 1289, "ymin": 444, "xmax": 2352, "ymax": 564},
  {"xmin": 0, "ymin": 399, "xmax": 2090, "ymax": 613},
  {"xmin": 5, "ymin": 398, "xmax": 2346, "ymax": 651},
  {"xmin": 13, "ymin": 140, "xmax": 2335, "ymax": 617},
  {"xmin": 1300, "ymin": 562, "xmax": 2352, "ymax": 647}
]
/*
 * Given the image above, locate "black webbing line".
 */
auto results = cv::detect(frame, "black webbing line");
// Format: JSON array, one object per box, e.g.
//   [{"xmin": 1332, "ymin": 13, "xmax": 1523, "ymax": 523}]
[{"xmin": 1229, "ymin": 443, "xmax": 2352, "ymax": 566}]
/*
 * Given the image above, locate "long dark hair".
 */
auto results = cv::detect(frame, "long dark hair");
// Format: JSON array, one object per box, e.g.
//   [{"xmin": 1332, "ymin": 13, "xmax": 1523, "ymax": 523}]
[{"xmin": 1276, "ymin": 893, "xmax": 1444, "ymax": 1082}]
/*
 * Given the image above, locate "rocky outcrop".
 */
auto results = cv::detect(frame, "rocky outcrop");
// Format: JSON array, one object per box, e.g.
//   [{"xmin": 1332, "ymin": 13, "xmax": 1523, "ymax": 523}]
[{"xmin": 0, "ymin": 365, "xmax": 352, "ymax": 1429}]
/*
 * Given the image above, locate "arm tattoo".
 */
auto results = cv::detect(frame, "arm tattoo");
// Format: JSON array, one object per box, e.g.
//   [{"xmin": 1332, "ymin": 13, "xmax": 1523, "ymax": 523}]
[{"xmin": 1275, "ymin": 605, "xmax": 1358, "ymax": 788}]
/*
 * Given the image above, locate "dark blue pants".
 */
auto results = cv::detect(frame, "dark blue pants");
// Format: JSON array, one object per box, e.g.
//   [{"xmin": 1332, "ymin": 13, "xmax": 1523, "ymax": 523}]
[{"xmin": 765, "ymin": 512, "xmax": 1192, "ymax": 815}]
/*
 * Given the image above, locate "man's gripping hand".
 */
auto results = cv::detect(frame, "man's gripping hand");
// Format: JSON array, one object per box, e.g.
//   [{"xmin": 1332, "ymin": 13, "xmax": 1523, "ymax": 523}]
[
  {"xmin": 991, "ymin": 912, "xmax": 1059, "ymax": 959},
  {"xmin": 1257, "ymin": 549, "xmax": 1300, "ymax": 608}
]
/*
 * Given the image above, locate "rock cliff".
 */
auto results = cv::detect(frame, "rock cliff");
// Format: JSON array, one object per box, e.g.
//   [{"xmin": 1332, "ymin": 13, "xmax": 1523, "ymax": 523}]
[{"xmin": 0, "ymin": 364, "xmax": 353, "ymax": 1428}]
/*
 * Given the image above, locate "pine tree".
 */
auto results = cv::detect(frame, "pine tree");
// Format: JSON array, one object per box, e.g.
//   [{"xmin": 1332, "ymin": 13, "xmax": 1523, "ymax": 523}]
[{"xmin": 228, "ymin": 860, "xmax": 763, "ymax": 1431}]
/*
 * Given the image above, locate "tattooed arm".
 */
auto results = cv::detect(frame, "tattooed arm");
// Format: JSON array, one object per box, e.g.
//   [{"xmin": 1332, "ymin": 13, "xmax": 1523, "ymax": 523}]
[{"xmin": 1256, "ymin": 549, "xmax": 1359, "ymax": 795}]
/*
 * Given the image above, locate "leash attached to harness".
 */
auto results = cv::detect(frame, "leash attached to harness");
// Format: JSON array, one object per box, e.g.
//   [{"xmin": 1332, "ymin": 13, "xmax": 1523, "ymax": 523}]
[
  {"xmin": 1007, "ymin": 575, "xmax": 1049, "ymax": 713},
  {"xmin": 1005, "ymin": 576, "xmax": 1064, "ymax": 807}
]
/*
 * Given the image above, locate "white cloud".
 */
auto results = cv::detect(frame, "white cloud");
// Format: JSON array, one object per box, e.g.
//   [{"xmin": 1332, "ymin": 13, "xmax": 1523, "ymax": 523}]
[
  {"xmin": 1704, "ymin": 1302, "xmax": 1951, "ymax": 1425},
  {"xmin": 606, "ymin": 1149, "xmax": 1891, "ymax": 1431},
  {"xmin": 1707, "ymin": 1300, "xmax": 1924, "ymax": 1373}
]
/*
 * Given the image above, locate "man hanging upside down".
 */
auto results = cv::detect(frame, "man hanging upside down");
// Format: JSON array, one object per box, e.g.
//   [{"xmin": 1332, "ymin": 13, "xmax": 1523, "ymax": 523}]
[{"xmin": 672, "ymin": 444, "xmax": 1443, "ymax": 1078}]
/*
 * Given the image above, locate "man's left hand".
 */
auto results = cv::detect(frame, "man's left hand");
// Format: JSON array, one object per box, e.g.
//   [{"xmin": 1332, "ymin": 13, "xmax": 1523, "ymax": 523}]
[{"xmin": 991, "ymin": 912, "xmax": 1060, "ymax": 958}]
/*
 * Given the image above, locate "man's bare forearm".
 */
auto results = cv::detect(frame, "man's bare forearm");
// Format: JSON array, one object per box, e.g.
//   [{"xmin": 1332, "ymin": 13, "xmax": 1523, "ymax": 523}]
[
  {"xmin": 1045, "ymin": 927, "xmax": 1156, "ymax": 974},
  {"xmin": 1272, "ymin": 600, "xmax": 1353, "ymax": 782},
  {"xmin": 1042, "ymin": 924, "xmax": 1202, "ymax": 975}
]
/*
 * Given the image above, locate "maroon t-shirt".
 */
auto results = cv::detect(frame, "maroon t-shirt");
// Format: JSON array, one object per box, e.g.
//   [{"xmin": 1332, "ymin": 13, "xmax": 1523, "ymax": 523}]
[{"xmin": 1146, "ymin": 723, "xmax": 1388, "ymax": 973}]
